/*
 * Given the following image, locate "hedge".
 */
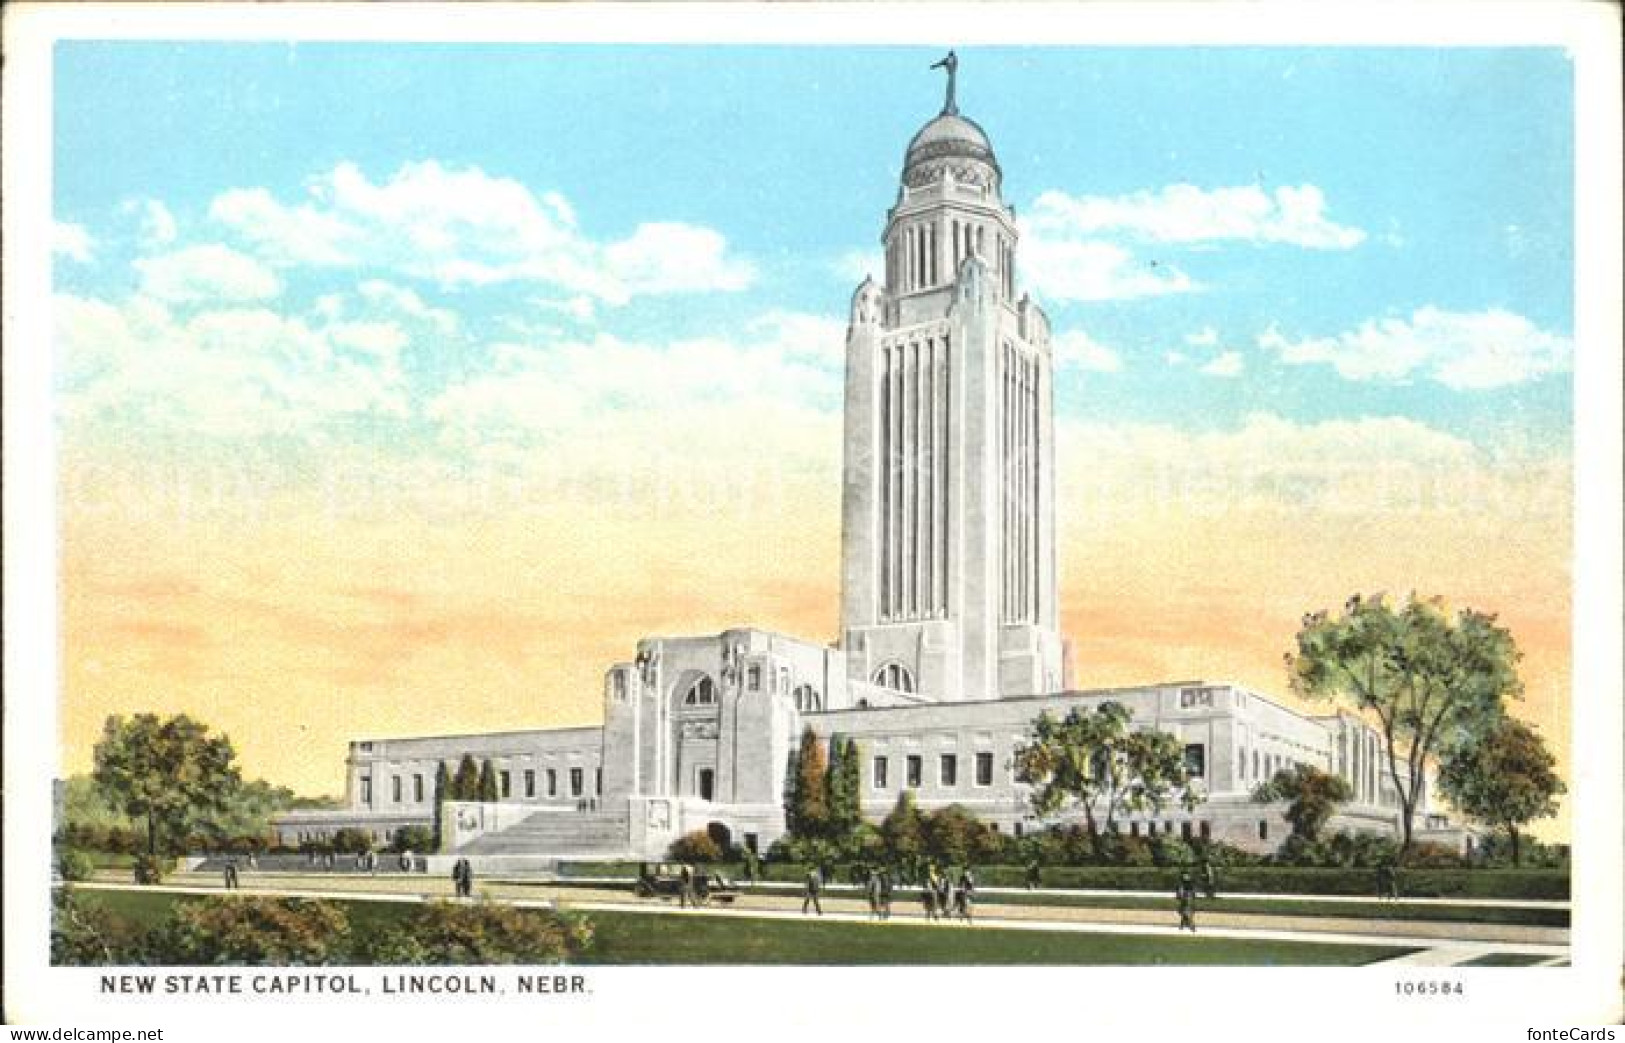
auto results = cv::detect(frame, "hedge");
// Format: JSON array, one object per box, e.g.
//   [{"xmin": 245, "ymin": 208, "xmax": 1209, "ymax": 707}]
[{"xmin": 554, "ymin": 860, "xmax": 1568, "ymax": 899}]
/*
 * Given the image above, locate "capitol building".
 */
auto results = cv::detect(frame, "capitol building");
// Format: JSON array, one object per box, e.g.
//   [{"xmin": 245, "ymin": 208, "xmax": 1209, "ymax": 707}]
[{"xmin": 276, "ymin": 63, "xmax": 1460, "ymax": 863}]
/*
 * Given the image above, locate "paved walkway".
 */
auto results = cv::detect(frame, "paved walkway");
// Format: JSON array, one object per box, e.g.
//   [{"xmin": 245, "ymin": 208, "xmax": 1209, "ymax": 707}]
[{"xmin": 68, "ymin": 877, "xmax": 1569, "ymax": 966}]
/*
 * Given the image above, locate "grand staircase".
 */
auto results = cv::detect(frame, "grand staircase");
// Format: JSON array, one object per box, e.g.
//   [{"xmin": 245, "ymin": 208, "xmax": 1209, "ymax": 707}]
[{"xmin": 457, "ymin": 808, "xmax": 631, "ymax": 858}]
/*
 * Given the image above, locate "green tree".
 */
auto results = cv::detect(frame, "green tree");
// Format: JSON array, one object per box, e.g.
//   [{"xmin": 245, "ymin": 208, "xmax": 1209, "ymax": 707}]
[
  {"xmin": 92, "ymin": 714, "xmax": 242, "ymax": 857},
  {"xmin": 432, "ymin": 762, "xmax": 451, "ymax": 851},
  {"xmin": 1014, "ymin": 702, "xmax": 1201, "ymax": 848},
  {"xmin": 452, "ymin": 755, "xmax": 480, "ymax": 801},
  {"xmin": 923, "ymin": 805, "xmax": 1001, "ymax": 866},
  {"xmin": 1437, "ymin": 717, "xmax": 1564, "ymax": 866},
  {"xmin": 1288, "ymin": 593, "xmax": 1522, "ymax": 858},
  {"xmin": 880, "ymin": 789, "xmax": 925, "ymax": 865},
  {"xmin": 826, "ymin": 736, "xmax": 863, "ymax": 836},
  {"xmin": 784, "ymin": 727, "xmax": 830, "ymax": 838},
  {"xmin": 478, "ymin": 759, "xmax": 499, "ymax": 803},
  {"xmin": 51, "ymin": 888, "xmax": 144, "ymax": 965},
  {"xmin": 1252, "ymin": 764, "xmax": 1354, "ymax": 843}
]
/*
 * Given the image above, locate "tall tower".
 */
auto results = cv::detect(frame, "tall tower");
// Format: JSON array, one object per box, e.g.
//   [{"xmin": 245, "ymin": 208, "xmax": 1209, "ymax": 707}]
[{"xmin": 840, "ymin": 55, "xmax": 1064, "ymax": 703}]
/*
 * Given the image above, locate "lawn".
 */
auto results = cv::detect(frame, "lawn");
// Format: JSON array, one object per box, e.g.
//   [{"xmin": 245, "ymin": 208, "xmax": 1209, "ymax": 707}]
[{"xmin": 64, "ymin": 888, "xmax": 1411, "ymax": 967}]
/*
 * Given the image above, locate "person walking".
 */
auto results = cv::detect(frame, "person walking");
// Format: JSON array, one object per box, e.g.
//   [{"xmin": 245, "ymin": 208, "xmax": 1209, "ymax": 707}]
[
  {"xmin": 955, "ymin": 866, "xmax": 976, "ymax": 923},
  {"xmin": 679, "ymin": 864, "xmax": 696, "ymax": 908},
  {"xmin": 1176, "ymin": 872, "xmax": 1198, "ymax": 932},
  {"xmin": 801, "ymin": 865, "xmax": 823, "ymax": 916},
  {"xmin": 1025, "ymin": 858, "xmax": 1042, "ymax": 891},
  {"xmin": 1200, "ymin": 858, "xmax": 1217, "ymax": 900},
  {"xmin": 879, "ymin": 868, "xmax": 894, "ymax": 921},
  {"xmin": 222, "ymin": 855, "xmax": 239, "ymax": 891},
  {"xmin": 934, "ymin": 865, "xmax": 952, "ymax": 918},
  {"xmin": 865, "ymin": 867, "xmax": 883, "ymax": 919},
  {"xmin": 1375, "ymin": 861, "xmax": 1394, "ymax": 901}
]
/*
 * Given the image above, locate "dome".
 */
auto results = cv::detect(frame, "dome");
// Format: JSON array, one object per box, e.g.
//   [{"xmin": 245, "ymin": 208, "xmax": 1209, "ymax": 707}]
[
  {"xmin": 901, "ymin": 111, "xmax": 1002, "ymax": 192},
  {"xmin": 904, "ymin": 112, "xmax": 998, "ymax": 169}
]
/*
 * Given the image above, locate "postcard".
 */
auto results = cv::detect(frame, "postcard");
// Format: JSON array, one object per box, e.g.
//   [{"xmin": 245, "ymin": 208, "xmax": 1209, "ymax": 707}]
[{"xmin": 5, "ymin": 2, "xmax": 1620, "ymax": 1037}]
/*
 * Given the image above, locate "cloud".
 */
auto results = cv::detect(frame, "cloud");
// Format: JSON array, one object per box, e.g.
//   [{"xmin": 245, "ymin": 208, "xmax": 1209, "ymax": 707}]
[
  {"xmin": 1259, "ymin": 307, "xmax": 1572, "ymax": 390},
  {"xmin": 1019, "ymin": 237, "xmax": 1195, "ymax": 303},
  {"xmin": 53, "ymin": 222, "xmax": 94, "ymax": 263},
  {"xmin": 134, "ymin": 244, "xmax": 282, "ymax": 304},
  {"xmin": 209, "ymin": 161, "xmax": 755, "ymax": 305},
  {"xmin": 1185, "ymin": 327, "xmax": 1219, "ymax": 348},
  {"xmin": 1056, "ymin": 411, "xmax": 1566, "ymax": 522},
  {"xmin": 1199, "ymin": 351, "xmax": 1244, "ymax": 378},
  {"xmin": 425, "ymin": 310, "xmax": 845, "ymax": 463},
  {"xmin": 55, "ymin": 291, "xmax": 416, "ymax": 439},
  {"xmin": 1029, "ymin": 183, "xmax": 1366, "ymax": 250},
  {"xmin": 123, "ymin": 199, "xmax": 178, "ymax": 247},
  {"xmin": 1053, "ymin": 329, "xmax": 1123, "ymax": 373}
]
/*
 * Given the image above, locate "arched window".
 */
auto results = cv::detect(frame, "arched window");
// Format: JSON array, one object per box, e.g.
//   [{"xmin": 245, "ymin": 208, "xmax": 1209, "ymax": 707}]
[
  {"xmin": 682, "ymin": 676, "xmax": 716, "ymax": 706},
  {"xmin": 792, "ymin": 684, "xmax": 821, "ymax": 712},
  {"xmin": 871, "ymin": 662, "xmax": 915, "ymax": 693}
]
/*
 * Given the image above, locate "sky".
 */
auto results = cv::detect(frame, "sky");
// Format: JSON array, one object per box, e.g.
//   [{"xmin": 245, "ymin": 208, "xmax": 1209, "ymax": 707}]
[{"xmin": 51, "ymin": 43, "xmax": 1575, "ymax": 837}]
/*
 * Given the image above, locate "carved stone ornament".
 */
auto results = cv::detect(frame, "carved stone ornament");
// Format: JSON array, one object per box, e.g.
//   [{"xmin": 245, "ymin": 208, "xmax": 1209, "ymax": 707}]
[
  {"xmin": 647, "ymin": 800, "xmax": 671, "ymax": 830},
  {"xmin": 681, "ymin": 720, "xmax": 720, "ymax": 740}
]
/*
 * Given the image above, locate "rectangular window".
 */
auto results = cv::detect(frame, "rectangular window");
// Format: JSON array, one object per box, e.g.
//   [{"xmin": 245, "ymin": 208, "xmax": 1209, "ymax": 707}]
[
  {"xmin": 360, "ymin": 776, "xmax": 372, "ymax": 805},
  {"xmin": 570, "ymin": 767, "xmax": 584, "ymax": 797},
  {"xmin": 499, "ymin": 770, "xmax": 511, "ymax": 798},
  {"xmin": 413, "ymin": 774, "xmax": 424, "ymax": 802},
  {"xmin": 596, "ymin": 767, "xmax": 603, "ymax": 795},
  {"xmin": 524, "ymin": 770, "xmax": 536, "ymax": 798},
  {"xmin": 975, "ymin": 751, "xmax": 994, "ymax": 786},
  {"xmin": 391, "ymin": 776, "xmax": 401, "ymax": 803},
  {"xmin": 873, "ymin": 756, "xmax": 889, "ymax": 789},
  {"xmin": 1200, "ymin": 820, "xmax": 1212, "ymax": 841},
  {"xmin": 1258, "ymin": 820, "xmax": 1269, "ymax": 841},
  {"xmin": 747, "ymin": 665, "xmax": 762, "ymax": 691},
  {"xmin": 547, "ymin": 769, "xmax": 558, "ymax": 797},
  {"xmin": 614, "ymin": 671, "xmax": 628, "ymax": 699},
  {"xmin": 939, "ymin": 754, "xmax": 958, "ymax": 787},
  {"xmin": 1129, "ymin": 821, "xmax": 1140, "ymax": 838},
  {"xmin": 906, "ymin": 755, "xmax": 922, "ymax": 788},
  {"xmin": 1180, "ymin": 821, "xmax": 1193, "ymax": 841},
  {"xmin": 1183, "ymin": 743, "xmax": 1206, "ymax": 779}
]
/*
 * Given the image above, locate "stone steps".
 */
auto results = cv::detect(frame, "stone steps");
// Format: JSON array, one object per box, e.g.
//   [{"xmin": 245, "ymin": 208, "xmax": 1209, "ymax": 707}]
[{"xmin": 458, "ymin": 810, "xmax": 631, "ymax": 856}]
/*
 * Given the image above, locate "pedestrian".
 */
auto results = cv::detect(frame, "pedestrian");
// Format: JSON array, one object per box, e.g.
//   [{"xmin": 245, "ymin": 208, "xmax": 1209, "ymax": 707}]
[
  {"xmin": 922, "ymin": 866, "xmax": 942, "ymax": 922},
  {"xmin": 246, "ymin": 851, "xmax": 258, "ymax": 872},
  {"xmin": 1176, "ymin": 872, "xmax": 1197, "ymax": 932},
  {"xmin": 1376, "ymin": 861, "xmax": 1396, "ymax": 901},
  {"xmin": 920, "ymin": 881, "xmax": 938, "ymax": 921},
  {"xmin": 743, "ymin": 847, "xmax": 759, "ymax": 886},
  {"xmin": 223, "ymin": 855, "xmax": 239, "ymax": 890},
  {"xmin": 801, "ymin": 865, "xmax": 823, "ymax": 916},
  {"xmin": 865, "ymin": 867, "xmax": 883, "ymax": 920},
  {"xmin": 879, "ymin": 868, "xmax": 894, "ymax": 920},
  {"xmin": 1200, "ymin": 858, "xmax": 1217, "ymax": 900},
  {"xmin": 1386, "ymin": 861, "xmax": 1402, "ymax": 901},
  {"xmin": 934, "ymin": 866, "xmax": 951, "ymax": 918},
  {"xmin": 679, "ymin": 863, "xmax": 696, "ymax": 908},
  {"xmin": 955, "ymin": 866, "xmax": 976, "ymax": 922},
  {"xmin": 1025, "ymin": 858, "xmax": 1042, "ymax": 890}
]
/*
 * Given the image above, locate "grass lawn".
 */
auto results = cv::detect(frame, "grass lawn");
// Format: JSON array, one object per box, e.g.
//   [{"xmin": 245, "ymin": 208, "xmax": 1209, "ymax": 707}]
[
  {"xmin": 65, "ymin": 888, "xmax": 1411, "ymax": 966},
  {"xmin": 527, "ymin": 880, "xmax": 1568, "ymax": 928}
]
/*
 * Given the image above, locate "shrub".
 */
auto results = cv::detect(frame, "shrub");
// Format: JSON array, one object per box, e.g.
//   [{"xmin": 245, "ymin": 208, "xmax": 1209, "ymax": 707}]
[
  {"xmin": 132, "ymin": 853, "xmax": 168, "ymax": 885},
  {"xmin": 1149, "ymin": 836, "xmax": 1196, "ymax": 867},
  {"xmin": 390, "ymin": 825, "xmax": 436, "ymax": 854},
  {"xmin": 51, "ymin": 888, "xmax": 145, "ymax": 965},
  {"xmin": 359, "ymin": 900, "xmax": 591, "ymax": 965},
  {"xmin": 148, "ymin": 897, "xmax": 350, "ymax": 965},
  {"xmin": 330, "ymin": 828, "xmax": 375, "ymax": 855},
  {"xmin": 667, "ymin": 830, "xmax": 724, "ymax": 863},
  {"xmin": 58, "ymin": 848, "xmax": 97, "ymax": 882}
]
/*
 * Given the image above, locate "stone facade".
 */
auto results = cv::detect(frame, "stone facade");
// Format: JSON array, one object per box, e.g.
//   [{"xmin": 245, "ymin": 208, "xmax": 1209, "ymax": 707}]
[{"xmin": 275, "ymin": 68, "xmax": 1461, "ymax": 862}]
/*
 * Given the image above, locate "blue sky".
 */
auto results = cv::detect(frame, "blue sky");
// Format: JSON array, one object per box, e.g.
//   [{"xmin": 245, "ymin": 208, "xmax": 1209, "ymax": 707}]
[{"xmin": 53, "ymin": 43, "xmax": 1574, "ymax": 453}]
